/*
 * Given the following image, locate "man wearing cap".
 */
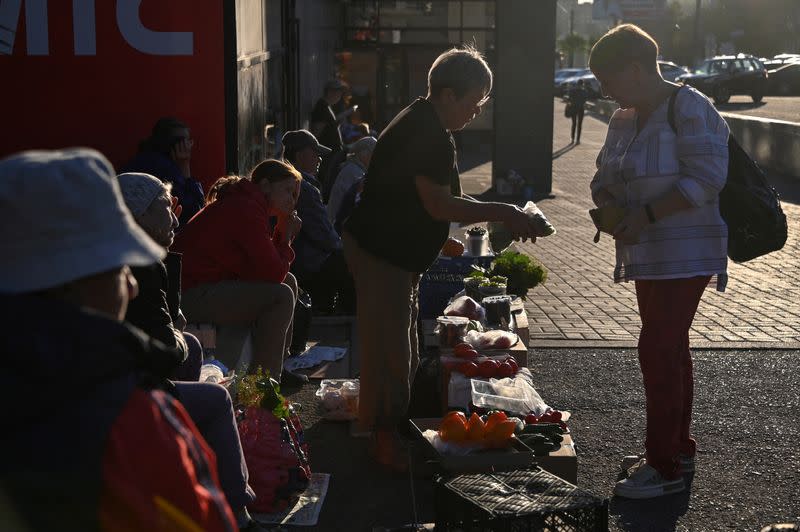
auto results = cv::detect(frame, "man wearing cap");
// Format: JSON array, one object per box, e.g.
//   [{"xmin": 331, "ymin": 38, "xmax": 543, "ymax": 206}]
[
  {"xmin": 282, "ymin": 129, "xmax": 355, "ymax": 314},
  {"xmin": 0, "ymin": 148, "xmax": 236, "ymax": 531}
]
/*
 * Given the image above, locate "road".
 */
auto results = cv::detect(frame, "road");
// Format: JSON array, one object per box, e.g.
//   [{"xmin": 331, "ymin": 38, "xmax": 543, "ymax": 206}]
[{"xmin": 715, "ymin": 95, "xmax": 800, "ymax": 123}]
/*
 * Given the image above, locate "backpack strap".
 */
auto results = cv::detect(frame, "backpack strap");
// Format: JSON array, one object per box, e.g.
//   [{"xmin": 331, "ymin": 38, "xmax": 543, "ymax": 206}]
[{"xmin": 666, "ymin": 86, "xmax": 683, "ymax": 134}]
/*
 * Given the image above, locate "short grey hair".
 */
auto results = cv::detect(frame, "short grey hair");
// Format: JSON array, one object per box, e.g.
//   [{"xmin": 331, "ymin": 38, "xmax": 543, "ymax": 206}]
[
  {"xmin": 428, "ymin": 45, "xmax": 493, "ymax": 99},
  {"xmin": 351, "ymin": 136, "xmax": 377, "ymax": 155}
]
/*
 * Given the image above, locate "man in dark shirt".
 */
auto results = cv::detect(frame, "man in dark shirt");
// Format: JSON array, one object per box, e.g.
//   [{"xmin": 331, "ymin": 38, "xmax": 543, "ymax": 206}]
[
  {"xmin": 343, "ymin": 46, "xmax": 539, "ymax": 471},
  {"xmin": 310, "ymin": 80, "xmax": 346, "ymax": 194}
]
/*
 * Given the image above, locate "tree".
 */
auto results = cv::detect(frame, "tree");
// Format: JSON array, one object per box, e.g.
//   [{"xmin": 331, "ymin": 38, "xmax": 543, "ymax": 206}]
[{"xmin": 558, "ymin": 33, "xmax": 587, "ymax": 68}]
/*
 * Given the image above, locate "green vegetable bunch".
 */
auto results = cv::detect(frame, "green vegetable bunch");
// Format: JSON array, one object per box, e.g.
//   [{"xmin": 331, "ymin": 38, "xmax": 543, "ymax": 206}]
[
  {"xmin": 489, "ymin": 251, "xmax": 547, "ymax": 298},
  {"xmin": 235, "ymin": 367, "xmax": 290, "ymax": 418}
]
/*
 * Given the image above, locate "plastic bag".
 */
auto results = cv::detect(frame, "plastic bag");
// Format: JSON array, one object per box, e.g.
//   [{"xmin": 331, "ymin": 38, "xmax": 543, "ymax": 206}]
[
  {"xmin": 488, "ymin": 201, "xmax": 556, "ymax": 253},
  {"xmin": 315, "ymin": 379, "xmax": 359, "ymax": 421},
  {"xmin": 444, "ymin": 296, "xmax": 486, "ymax": 321},
  {"xmin": 199, "ymin": 363, "xmax": 224, "ymax": 383},
  {"xmin": 238, "ymin": 406, "xmax": 311, "ymax": 513},
  {"xmin": 470, "ymin": 368, "xmax": 550, "ymax": 416},
  {"xmin": 464, "ymin": 329, "xmax": 518, "ymax": 350}
]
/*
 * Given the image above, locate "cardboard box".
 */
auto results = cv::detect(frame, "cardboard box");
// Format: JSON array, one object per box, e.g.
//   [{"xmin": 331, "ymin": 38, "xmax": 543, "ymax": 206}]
[
  {"xmin": 410, "ymin": 418, "xmax": 536, "ymax": 473},
  {"xmin": 535, "ymin": 433, "xmax": 578, "ymax": 485},
  {"xmin": 411, "ymin": 417, "xmax": 578, "ymax": 484}
]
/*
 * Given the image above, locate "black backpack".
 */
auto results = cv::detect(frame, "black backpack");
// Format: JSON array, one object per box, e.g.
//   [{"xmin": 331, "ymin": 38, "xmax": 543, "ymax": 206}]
[{"xmin": 667, "ymin": 88, "xmax": 787, "ymax": 263}]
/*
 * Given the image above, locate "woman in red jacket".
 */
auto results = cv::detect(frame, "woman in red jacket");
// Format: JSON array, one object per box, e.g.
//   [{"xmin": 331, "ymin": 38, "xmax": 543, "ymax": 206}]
[{"xmin": 175, "ymin": 160, "xmax": 303, "ymax": 380}]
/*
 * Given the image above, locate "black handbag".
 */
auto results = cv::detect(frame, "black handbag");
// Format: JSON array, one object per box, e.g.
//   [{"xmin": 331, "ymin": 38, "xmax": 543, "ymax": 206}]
[
  {"xmin": 667, "ymin": 88, "xmax": 787, "ymax": 263},
  {"xmin": 564, "ymin": 102, "xmax": 575, "ymax": 118}
]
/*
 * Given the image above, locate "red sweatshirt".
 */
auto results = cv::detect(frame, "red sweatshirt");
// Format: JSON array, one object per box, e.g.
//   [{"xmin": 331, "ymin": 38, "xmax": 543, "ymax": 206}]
[{"xmin": 173, "ymin": 180, "xmax": 294, "ymax": 290}]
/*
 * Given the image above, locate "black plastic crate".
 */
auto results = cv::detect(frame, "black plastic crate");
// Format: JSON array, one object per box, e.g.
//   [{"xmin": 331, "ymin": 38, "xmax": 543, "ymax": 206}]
[
  {"xmin": 419, "ymin": 256, "xmax": 494, "ymax": 319},
  {"xmin": 434, "ymin": 467, "xmax": 608, "ymax": 532}
]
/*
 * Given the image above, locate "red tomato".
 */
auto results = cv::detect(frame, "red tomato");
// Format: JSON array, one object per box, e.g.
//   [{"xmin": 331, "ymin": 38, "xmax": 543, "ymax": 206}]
[
  {"xmin": 497, "ymin": 361, "xmax": 515, "ymax": 378},
  {"xmin": 478, "ymin": 359, "xmax": 499, "ymax": 378},
  {"xmin": 507, "ymin": 358, "xmax": 519, "ymax": 373},
  {"xmin": 540, "ymin": 410, "xmax": 563, "ymax": 423},
  {"xmin": 459, "ymin": 361, "xmax": 479, "ymax": 378},
  {"xmin": 454, "ymin": 343, "xmax": 472, "ymax": 355},
  {"xmin": 463, "ymin": 349, "xmax": 479, "ymax": 360},
  {"xmin": 524, "ymin": 414, "xmax": 539, "ymax": 424}
]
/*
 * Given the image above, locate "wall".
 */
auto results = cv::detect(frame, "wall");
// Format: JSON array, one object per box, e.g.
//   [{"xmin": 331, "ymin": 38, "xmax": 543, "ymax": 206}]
[
  {"xmin": 295, "ymin": 0, "xmax": 342, "ymax": 129},
  {"xmin": 1, "ymin": 1, "xmax": 226, "ymax": 185},
  {"xmin": 722, "ymin": 113, "xmax": 800, "ymax": 179}
]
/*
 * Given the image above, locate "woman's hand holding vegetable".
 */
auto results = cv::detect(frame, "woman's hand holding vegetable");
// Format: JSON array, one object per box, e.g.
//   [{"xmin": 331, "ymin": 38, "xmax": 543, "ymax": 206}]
[{"xmin": 501, "ymin": 204, "xmax": 538, "ymax": 243}]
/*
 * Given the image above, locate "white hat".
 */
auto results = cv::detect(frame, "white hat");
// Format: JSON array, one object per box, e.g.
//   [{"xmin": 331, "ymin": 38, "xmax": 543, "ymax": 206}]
[
  {"xmin": 0, "ymin": 148, "xmax": 166, "ymax": 294},
  {"xmin": 117, "ymin": 172, "xmax": 168, "ymax": 216}
]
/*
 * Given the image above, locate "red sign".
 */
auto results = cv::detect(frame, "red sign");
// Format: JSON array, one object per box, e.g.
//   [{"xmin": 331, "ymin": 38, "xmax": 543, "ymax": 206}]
[{"xmin": 1, "ymin": 1, "xmax": 226, "ymax": 188}]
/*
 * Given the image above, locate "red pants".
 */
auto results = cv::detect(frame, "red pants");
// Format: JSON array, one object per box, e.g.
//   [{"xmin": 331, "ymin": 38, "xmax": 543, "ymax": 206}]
[{"xmin": 635, "ymin": 276, "xmax": 710, "ymax": 480}]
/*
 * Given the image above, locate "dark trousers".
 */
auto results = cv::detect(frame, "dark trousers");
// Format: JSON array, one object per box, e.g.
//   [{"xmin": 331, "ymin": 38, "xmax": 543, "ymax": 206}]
[
  {"xmin": 570, "ymin": 107, "xmax": 585, "ymax": 142},
  {"xmin": 635, "ymin": 276, "xmax": 710, "ymax": 480},
  {"xmin": 171, "ymin": 332, "xmax": 203, "ymax": 381},
  {"xmin": 293, "ymin": 250, "xmax": 356, "ymax": 314},
  {"xmin": 174, "ymin": 381, "xmax": 256, "ymax": 510}
]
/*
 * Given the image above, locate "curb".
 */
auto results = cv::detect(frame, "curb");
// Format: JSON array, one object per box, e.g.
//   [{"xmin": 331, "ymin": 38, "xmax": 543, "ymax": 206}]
[{"xmin": 528, "ymin": 340, "xmax": 800, "ymax": 350}]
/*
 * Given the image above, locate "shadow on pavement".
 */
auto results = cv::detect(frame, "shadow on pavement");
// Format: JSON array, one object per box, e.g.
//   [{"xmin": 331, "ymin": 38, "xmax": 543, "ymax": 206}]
[
  {"xmin": 553, "ymin": 143, "xmax": 576, "ymax": 160},
  {"xmin": 301, "ymin": 418, "xmax": 436, "ymax": 530},
  {"xmin": 609, "ymin": 474, "xmax": 693, "ymax": 532}
]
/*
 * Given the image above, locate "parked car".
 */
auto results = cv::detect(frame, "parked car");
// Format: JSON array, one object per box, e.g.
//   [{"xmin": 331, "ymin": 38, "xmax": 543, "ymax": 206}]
[
  {"xmin": 766, "ymin": 62, "xmax": 800, "ymax": 96},
  {"xmin": 563, "ymin": 72, "xmax": 602, "ymax": 99},
  {"xmin": 554, "ymin": 68, "xmax": 585, "ymax": 95},
  {"xmin": 658, "ymin": 60, "xmax": 689, "ymax": 82},
  {"xmin": 555, "ymin": 68, "xmax": 590, "ymax": 96},
  {"xmin": 677, "ymin": 54, "xmax": 768, "ymax": 104}
]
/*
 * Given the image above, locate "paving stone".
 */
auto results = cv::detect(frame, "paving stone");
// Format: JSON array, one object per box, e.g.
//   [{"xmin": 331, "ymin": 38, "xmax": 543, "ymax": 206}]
[{"xmin": 460, "ymin": 101, "xmax": 800, "ymax": 348}]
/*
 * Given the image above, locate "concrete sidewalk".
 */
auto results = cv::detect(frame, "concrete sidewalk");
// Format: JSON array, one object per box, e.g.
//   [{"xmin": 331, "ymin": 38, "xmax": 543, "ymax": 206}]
[{"xmin": 460, "ymin": 103, "xmax": 800, "ymax": 349}]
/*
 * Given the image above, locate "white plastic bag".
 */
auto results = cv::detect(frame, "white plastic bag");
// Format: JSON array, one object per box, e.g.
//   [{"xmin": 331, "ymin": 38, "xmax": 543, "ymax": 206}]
[
  {"xmin": 488, "ymin": 201, "xmax": 556, "ymax": 252},
  {"xmin": 470, "ymin": 368, "xmax": 550, "ymax": 416}
]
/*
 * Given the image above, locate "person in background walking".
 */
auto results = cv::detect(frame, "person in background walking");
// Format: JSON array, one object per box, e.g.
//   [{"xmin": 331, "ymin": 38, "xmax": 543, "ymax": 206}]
[
  {"xmin": 566, "ymin": 79, "xmax": 588, "ymax": 144},
  {"xmin": 589, "ymin": 24, "xmax": 729, "ymax": 500}
]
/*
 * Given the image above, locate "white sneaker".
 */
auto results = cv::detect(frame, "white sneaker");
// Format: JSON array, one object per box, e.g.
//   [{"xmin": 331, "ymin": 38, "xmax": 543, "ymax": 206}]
[
  {"xmin": 620, "ymin": 453, "xmax": 695, "ymax": 473},
  {"xmin": 614, "ymin": 462, "xmax": 685, "ymax": 499}
]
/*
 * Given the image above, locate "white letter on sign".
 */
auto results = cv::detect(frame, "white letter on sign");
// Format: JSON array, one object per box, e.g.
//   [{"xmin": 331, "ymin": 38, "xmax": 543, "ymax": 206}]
[
  {"xmin": 117, "ymin": 0, "xmax": 193, "ymax": 56},
  {"xmin": 0, "ymin": 0, "xmax": 48, "ymax": 55}
]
